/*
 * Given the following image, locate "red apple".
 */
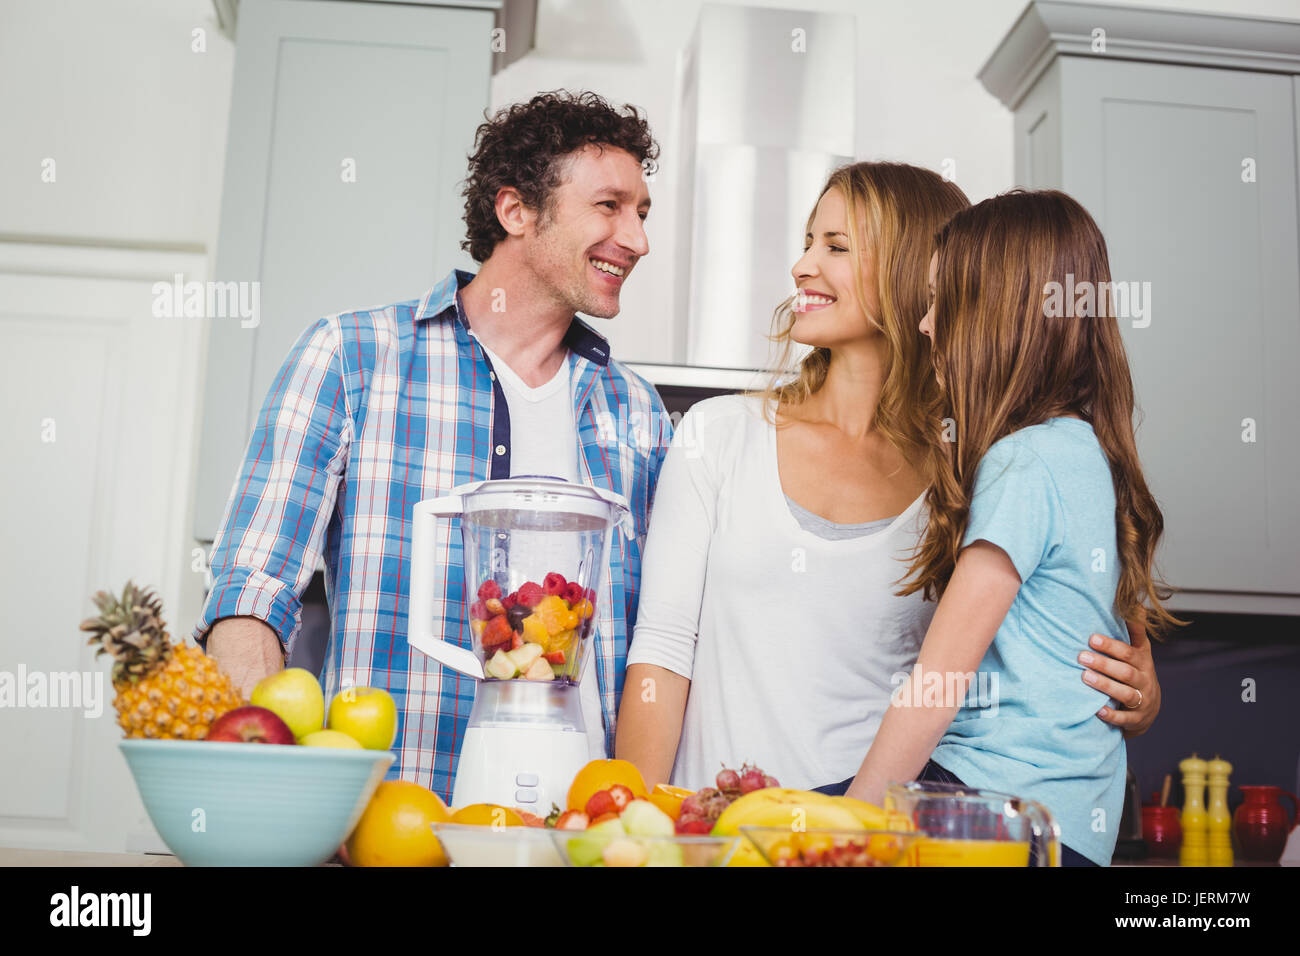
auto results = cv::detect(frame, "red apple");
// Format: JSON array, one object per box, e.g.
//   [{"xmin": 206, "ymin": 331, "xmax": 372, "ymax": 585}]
[{"xmin": 205, "ymin": 705, "xmax": 296, "ymax": 744}]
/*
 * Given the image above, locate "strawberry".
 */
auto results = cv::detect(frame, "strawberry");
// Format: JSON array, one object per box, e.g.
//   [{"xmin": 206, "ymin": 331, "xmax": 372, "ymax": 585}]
[
  {"xmin": 510, "ymin": 632, "xmax": 523, "ymax": 650},
  {"xmin": 477, "ymin": 580, "xmax": 502, "ymax": 601},
  {"xmin": 515, "ymin": 582, "xmax": 544, "ymax": 608},
  {"xmin": 591, "ymin": 812, "xmax": 620, "ymax": 826},
  {"xmin": 543, "ymin": 651, "xmax": 565, "ymax": 665},
  {"xmin": 555, "ymin": 810, "xmax": 589, "ymax": 831},
  {"xmin": 608, "ymin": 784, "xmax": 635, "ymax": 812},
  {"xmin": 481, "ymin": 615, "xmax": 513, "ymax": 651},
  {"xmin": 543, "ymin": 572, "xmax": 568, "ymax": 597},
  {"xmin": 585, "ymin": 789, "xmax": 618, "ymax": 819}
]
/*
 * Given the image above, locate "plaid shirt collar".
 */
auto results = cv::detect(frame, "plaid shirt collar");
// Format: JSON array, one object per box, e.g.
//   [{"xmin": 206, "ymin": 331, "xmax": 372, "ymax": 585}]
[{"xmin": 416, "ymin": 268, "xmax": 612, "ymax": 368}]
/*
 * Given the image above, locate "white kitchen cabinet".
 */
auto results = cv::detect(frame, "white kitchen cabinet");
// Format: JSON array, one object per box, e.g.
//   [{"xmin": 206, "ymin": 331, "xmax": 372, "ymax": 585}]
[
  {"xmin": 194, "ymin": 0, "xmax": 499, "ymax": 539},
  {"xmin": 981, "ymin": 1, "xmax": 1300, "ymax": 613}
]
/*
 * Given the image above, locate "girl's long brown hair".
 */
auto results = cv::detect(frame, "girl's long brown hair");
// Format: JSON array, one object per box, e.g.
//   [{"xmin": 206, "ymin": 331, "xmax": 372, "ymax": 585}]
[
  {"xmin": 900, "ymin": 189, "xmax": 1181, "ymax": 636},
  {"xmin": 756, "ymin": 162, "xmax": 970, "ymax": 467}
]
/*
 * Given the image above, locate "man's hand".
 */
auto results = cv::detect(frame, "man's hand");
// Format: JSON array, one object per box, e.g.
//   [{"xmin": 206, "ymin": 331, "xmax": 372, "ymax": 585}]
[
  {"xmin": 206, "ymin": 616, "xmax": 285, "ymax": 699},
  {"xmin": 1080, "ymin": 618, "xmax": 1161, "ymax": 739}
]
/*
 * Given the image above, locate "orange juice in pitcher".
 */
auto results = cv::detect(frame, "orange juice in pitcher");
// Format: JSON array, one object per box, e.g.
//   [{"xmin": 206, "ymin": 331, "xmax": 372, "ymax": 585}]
[{"xmin": 887, "ymin": 781, "xmax": 1060, "ymax": 867}]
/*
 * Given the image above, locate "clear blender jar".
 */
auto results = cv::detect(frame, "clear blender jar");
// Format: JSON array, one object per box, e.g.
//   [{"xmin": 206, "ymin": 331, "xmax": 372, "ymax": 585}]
[{"xmin": 408, "ymin": 477, "xmax": 631, "ymax": 809}]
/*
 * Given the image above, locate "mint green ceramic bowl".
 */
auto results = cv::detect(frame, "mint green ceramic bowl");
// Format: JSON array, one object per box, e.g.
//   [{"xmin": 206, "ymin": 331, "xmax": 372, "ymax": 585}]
[{"xmin": 119, "ymin": 739, "xmax": 394, "ymax": 866}]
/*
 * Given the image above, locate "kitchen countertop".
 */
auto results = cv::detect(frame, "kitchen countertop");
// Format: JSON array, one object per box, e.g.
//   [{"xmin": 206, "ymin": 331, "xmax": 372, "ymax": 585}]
[{"xmin": 0, "ymin": 848, "xmax": 182, "ymax": 866}]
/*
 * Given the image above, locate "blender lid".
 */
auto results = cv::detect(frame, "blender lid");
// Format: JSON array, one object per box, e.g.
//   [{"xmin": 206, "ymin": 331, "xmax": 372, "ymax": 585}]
[{"xmin": 450, "ymin": 476, "xmax": 630, "ymax": 511}]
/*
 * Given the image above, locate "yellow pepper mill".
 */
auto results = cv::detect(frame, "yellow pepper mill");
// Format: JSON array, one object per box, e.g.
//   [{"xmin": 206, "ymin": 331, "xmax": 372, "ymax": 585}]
[
  {"xmin": 1207, "ymin": 755, "xmax": 1234, "ymax": 867},
  {"xmin": 1179, "ymin": 753, "xmax": 1208, "ymax": 866}
]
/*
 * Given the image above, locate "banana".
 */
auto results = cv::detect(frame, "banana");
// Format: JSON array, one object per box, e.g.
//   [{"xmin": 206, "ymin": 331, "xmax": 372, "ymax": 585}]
[{"xmin": 711, "ymin": 789, "xmax": 865, "ymax": 867}]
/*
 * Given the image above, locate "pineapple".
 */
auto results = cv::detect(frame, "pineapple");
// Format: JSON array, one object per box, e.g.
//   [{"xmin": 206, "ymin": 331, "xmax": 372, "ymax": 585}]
[{"xmin": 80, "ymin": 581, "xmax": 243, "ymax": 739}]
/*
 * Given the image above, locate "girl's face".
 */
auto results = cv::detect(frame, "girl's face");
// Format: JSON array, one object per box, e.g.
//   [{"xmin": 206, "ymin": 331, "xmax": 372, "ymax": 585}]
[
  {"xmin": 919, "ymin": 251, "xmax": 937, "ymax": 342},
  {"xmin": 789, "ymin": 187, "xmax": 881, "ymax": 348}
]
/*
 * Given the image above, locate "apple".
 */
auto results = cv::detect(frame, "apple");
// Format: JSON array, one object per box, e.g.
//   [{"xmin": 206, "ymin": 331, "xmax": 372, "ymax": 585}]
[
  {"xmin": 299, "ymin": 729, "xmax": 363, "ymax": 748},
  {"xmin": 205, "ymin": 705, "xmax": 295, "ymax": 744},
  {"xmin": 326, "ymin": 686, "xmax": 397, "ymax": 751},
  {"xmin": 250, "ymin": 667, "xmax": 325, "ymax": 739}
]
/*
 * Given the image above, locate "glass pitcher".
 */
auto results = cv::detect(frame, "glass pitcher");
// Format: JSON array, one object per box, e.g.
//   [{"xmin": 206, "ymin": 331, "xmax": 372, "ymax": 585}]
[
  {"xmin": 886, "ymin": 780, "xmax": 1061, "ymax": 867},
  {"xmin": 408, "ymin": 477, "xmax": 631, "ymax": 683}
]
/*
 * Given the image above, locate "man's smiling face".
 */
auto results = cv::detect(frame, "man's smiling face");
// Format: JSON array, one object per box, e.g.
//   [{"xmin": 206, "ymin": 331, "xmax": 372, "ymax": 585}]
[{"xmin": 524, "ymin": 143, "xmax": 651, "ymax": 319}]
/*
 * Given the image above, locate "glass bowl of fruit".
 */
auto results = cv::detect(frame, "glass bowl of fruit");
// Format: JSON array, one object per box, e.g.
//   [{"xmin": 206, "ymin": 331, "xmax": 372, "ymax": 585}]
[
  {"xmin": 549, "ymin": 828, "xmax": 744, "ymax": 868},
  {"xmin": 432, "ymin": 821, "xmax": 566, "ymax": 867},
  {"xmin": 739, "ymin": 827, "xmax": 922, "ymax": 867}
]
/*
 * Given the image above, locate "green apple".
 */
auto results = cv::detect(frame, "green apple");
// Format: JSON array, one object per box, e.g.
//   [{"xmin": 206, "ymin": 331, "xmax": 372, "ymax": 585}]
[
  {"xmin": 299, "ymin": 729, "xmax": 363, "ymax": 748},
  {"xmin": 619, "ymin": 799, "xmax": 674, "ymax": 837},
  {"xmin": 327, "ymin": 686, "xmax": 397, "ymax": 751},
  {"xmin": 565, "ymin": 818, "xmax": 625, "ymax": 867},
  {"xmin": 250, "ymin": 667, "xmax": 325, "ymax": 739}
]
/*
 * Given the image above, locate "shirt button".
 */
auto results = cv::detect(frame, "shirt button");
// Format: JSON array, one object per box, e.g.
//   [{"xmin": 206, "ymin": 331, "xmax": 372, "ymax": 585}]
[
  {"xmin": 495, "ymin": 444, "xmax": 507, "ymax": 456},
  {"xmin": 489, "ymin": 372, "xmax": 496, "ymax": 381}
]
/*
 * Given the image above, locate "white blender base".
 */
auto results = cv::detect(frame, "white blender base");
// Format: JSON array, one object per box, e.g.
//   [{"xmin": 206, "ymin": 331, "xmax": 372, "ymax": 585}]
[{"xmin": 452, "ymin": 725, "xmax": 590, "ymax": 813}]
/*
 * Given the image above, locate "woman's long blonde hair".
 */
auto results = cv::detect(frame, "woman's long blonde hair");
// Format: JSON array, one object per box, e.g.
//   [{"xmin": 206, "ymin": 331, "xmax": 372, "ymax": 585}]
[
  {"xmin": 755, "ymin": 162, "xmax": 970, "ymax": 468},
  {"xmin": 899, "ymin": 189, "xmax": 1181, "ymax": 636}
]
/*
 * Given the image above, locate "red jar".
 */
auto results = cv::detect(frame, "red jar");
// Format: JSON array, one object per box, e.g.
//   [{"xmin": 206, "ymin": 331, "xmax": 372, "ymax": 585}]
[
  {"xmin": 1234, "ymin": 785, "xmax": 1299, "ymax": 863},
  {"xmin": 1142, "ymin": 806, "xmax": 1182, "ymax": 859}
]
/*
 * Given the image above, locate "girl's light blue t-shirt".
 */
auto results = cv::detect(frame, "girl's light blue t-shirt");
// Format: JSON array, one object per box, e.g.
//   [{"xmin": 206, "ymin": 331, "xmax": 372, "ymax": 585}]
[{"xmin": 930, "ymin": 418, "xmax": 1129, "ymax": 866}]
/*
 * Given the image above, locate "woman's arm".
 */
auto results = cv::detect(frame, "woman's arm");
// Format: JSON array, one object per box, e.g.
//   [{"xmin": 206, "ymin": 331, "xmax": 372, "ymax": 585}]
[
  {"xmin": 1082, "ymin": 615, "xmax": 1161, "ymax": 738},
  {"xmin": 614, "ymin": 401, "xmax": 723, "ymax": 787},
  {"xmin": 616, "ymin": 663, "xmax": 690, "ymax": 788},
  {"xmin": 844, "ymin": 541, "xmax": 1021, "ymax": 805}
]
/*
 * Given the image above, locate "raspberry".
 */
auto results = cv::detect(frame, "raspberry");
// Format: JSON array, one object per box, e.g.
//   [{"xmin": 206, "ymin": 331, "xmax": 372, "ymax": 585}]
[
  {"xmin": 502, "ymin": 593, "xmax": 518, "ymax": 611},
  {"xmin": 477, "ymin": 580, "xmax": 502, "ymax": 601},
  {"xmin": 469, "ymin": 600, "xmax": 489, "ymax": 621},
  {"xmin": 515, "ymin": 582, "xmax": 544, "ymax": 608},
  {"xmin": 542, "ymin": 572, "xmax": 568, "ymax": 596},
  {"xmin": 562, "ymin": 581, "xmax": 584, "ymax": 607}
]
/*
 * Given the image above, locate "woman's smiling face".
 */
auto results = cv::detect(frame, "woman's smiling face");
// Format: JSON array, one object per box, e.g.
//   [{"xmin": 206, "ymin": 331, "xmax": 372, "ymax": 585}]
[{"xmin": 788, "ymin": 187, "xmax": 882, "ymax": 349}]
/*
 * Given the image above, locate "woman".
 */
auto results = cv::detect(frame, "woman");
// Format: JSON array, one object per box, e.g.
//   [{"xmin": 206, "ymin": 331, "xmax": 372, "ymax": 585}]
[
  {"xmin": 616, "ymin": 163, "xmax": 1160, "ymax": 792},
  {"xmin": 845, "ymin": 190, "xmax": 1179, "ymax": 867}
]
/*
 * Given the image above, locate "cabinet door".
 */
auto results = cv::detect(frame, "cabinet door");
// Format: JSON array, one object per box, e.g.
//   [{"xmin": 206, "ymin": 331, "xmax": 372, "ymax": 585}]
[
  {"xmin": 1058, "ymin": 57, "xmax": 1300, "ymax": 600},
  {"xmin": 195, "ymin": 0, "xmax": 493, "ymax": 539}
]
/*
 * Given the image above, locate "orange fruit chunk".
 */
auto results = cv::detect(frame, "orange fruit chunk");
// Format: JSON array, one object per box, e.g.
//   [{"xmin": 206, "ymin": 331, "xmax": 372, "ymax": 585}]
[
  {"xmin": 648, "ymin": 783, "xmax": 695, "ymax": 821},
  {"xmin": 566, "ymin": 758, "xmax": 649, "ymax": 812},
  {"xmin": 450, "ymin": 803, "xmax": 525, "ymax": 827},
  {"xmin": 345, "ymin": 780, "xmax": 451, "ymax": 867}
]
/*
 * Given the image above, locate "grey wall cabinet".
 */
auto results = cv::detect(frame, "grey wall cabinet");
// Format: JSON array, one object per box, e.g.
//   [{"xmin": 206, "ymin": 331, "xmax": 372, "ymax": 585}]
[
  {"xmin": 195, "ymin": 0, "xmax": 498, "ymax": 540},
  {"xmin": 982, "ymin": 2, "xmax": 1300, "ymax": 613}
]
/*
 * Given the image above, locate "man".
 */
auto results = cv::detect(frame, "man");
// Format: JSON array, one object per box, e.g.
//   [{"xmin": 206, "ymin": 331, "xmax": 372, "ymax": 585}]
[{"xmin": 195, "ymin": 91, "xmax": 670, "ymax": 799}]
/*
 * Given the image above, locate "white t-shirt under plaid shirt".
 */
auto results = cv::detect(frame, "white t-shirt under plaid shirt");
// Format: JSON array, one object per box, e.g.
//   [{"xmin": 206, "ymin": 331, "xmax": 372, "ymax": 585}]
[{"xmin": 195, "ymin": 269, "xmax": 672, "ymax": 801}]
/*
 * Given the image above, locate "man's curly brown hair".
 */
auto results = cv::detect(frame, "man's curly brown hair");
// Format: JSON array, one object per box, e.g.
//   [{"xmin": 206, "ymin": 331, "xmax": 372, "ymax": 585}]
[{"xmin": 461, "ymin": 90, "xmax": 660, "ymax": 263}]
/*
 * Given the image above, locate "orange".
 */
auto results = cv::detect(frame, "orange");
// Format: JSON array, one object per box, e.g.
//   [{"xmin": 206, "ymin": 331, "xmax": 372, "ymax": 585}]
[
  {"xmin": 648, "ymin": 783, "xmax": 694, "ymax": 821},
  {"xmin": 450, "ymin": 803, "xmax": 525, "ymax": 828},
  {"xmin": 566, "ymin": 758, "xmax": 649, "ymax": 811},
  {"xmin": 345, "ymin": 780, "xmax": 451, "ymax": 867}
]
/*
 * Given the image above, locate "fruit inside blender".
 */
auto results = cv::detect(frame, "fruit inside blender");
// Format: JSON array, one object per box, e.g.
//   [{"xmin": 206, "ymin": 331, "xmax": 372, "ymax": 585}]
[{"xmin": 469, "ymin": 572, "xmax": 595, "ymax": 683}]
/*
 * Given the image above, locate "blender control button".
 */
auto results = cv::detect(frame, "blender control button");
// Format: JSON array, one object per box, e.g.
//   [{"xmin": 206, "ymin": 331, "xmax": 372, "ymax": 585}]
[
  {"xmin": 495, "ymin": 444, "xmax": 507, "ymax": 455},
  {"xmin": 515, "ymin": 789, "xmax": 538, "ymax": 804},
  {"xmin": 515, "ymin": 773, "xmax": 539, "ymax": 787}
]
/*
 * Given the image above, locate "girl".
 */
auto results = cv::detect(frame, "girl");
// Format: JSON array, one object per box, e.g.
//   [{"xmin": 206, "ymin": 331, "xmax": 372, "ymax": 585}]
[
  {"xmin": 617, "ymin": 167, "xmax": 1160, "ymax": 795},
  {"xmin": 845, "ymin": 189, "xmax": 1180, "ymax": 867}
]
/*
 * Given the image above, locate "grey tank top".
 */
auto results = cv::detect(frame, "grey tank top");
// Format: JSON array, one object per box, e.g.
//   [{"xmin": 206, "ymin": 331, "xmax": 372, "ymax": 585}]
[{"xmin": 784, "ymin": 495, "xmax": 899, "ymax": 540}]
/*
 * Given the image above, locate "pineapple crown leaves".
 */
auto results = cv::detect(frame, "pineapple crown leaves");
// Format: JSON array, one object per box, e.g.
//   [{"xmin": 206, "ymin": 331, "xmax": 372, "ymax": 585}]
[{"xmin": 80, "ymin": 581, "xmax": 173, "ymax": 684}]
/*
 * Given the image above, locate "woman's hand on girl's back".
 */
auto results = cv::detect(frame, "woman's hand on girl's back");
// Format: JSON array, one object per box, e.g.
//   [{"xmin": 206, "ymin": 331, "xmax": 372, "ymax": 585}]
[{"xmin": 1079, "ymin": 618, "xmax": 1161, "ymax": 738}]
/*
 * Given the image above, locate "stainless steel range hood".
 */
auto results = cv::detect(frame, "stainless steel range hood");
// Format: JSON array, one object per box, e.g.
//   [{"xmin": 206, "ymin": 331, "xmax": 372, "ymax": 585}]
[{"xmin": 674, "ymin": 4, "xmax": 856, "ymax": 370}]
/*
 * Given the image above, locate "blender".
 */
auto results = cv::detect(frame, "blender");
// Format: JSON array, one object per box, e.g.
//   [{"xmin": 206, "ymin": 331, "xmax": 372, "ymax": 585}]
[{"xmin": 407, "ymin": 477, "xmax": 631, "ymax": 811}]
